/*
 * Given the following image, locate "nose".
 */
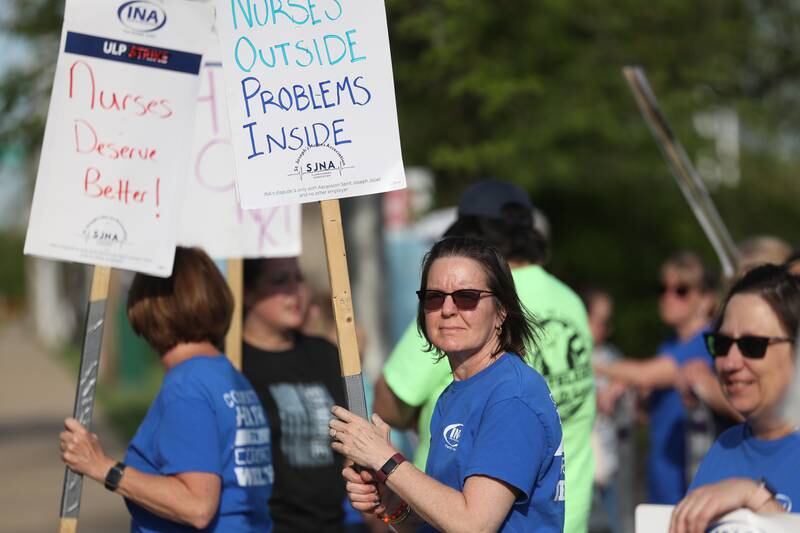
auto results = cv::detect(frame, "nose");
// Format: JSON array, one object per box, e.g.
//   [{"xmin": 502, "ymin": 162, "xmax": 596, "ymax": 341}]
[
  {"xmin": 717, "ymin": 343, "xmax": 745, "ymax": 373},
  {"xmin": 440, "ymin": 294, "xmax": 459, "ymax": 316}
]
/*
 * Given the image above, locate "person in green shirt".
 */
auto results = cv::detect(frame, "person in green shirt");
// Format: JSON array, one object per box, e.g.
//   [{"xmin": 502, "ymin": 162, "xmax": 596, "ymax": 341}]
[{"xmin": 374, "ymin": 180, "xmax": 596, "ymax": 533}]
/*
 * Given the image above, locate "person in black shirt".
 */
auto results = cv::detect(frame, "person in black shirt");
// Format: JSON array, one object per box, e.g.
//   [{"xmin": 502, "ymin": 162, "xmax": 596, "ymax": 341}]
[{"xmin": 242, "ymin": 257, "xmax": 347, "ymax": 533}]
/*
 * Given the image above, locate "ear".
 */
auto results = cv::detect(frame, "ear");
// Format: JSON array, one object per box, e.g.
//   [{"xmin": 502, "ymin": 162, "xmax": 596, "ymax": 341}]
[{"xmin": 496, "ymin": 307, "xmax": 507, "ymax": 330}]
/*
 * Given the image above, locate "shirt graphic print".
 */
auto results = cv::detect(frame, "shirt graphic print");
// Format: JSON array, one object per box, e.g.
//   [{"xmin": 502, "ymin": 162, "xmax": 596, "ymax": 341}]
[{"xmin": 269, "ymin": 383, "xmax": 335, "ymax": 467}]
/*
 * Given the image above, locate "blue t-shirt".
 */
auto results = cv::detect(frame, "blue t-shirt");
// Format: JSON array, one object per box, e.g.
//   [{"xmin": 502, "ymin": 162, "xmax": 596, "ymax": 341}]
[
  {"xmin": 125, "ymin": 355, "xmax": 273, "ymax": 532},
  {"xmin": 647, "ymin": 328, "xmax": 711, "ymax": 504},
  {"xmin": 422, "ymin": 353, "xmax": 565, "ymax": 532},
  {"xmin": 690, "ymin": 424, "xmax": 800, "ymax": 512}
]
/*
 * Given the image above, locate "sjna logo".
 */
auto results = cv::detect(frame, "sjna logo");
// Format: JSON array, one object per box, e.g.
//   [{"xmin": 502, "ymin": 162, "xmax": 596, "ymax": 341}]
[
  {"xmin": 443, "ymin": 423, "xmax": 463, "ymax": 450},
  {"xmin": 117, "ymin": 1, "xmax": 167, "ymax": 33}
]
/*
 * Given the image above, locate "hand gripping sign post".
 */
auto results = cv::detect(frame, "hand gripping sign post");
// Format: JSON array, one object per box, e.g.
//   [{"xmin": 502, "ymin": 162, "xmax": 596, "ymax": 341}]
[
  {"xmin": 22, "ymin": 1, "xmax": 212, "ymax": 531},
  {"xmin": 214, "ymin": 0, "xmax": 407, "ymax": 416},
  {"xmin": 622, "ymin": 66, "xmax": 740, "ymax": 279},
  {"xmin": 179, "ymin": 37, "xmax": 302, "ymax": 369}
]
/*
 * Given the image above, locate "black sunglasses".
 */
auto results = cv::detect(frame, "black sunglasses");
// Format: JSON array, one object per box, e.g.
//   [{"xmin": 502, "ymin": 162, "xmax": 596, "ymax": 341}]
[
  {"xmin": 703, "ymin": 332, "xmax": 793, "ymax": 359},
  {"xmin": 416, "ymin": 289, "xmax": 494, "ymax": 311},
  {"xmin": 658, "ymin": 282, "xmax": 694, "ymax": 298}
]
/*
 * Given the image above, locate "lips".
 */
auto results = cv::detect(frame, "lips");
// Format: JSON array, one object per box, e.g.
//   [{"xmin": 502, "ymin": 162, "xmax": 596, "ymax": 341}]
[{"xmin": 723, "ymin": 379, "xmax": 755, "ymax": 395}]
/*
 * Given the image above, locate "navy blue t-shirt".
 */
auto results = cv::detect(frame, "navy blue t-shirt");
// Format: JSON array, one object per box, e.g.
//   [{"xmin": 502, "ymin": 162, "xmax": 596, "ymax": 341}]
[
  {"xmin": 690, "ymin": 424, "xmax": 800, "ymax": 512},
  {"xmin": 647, "ymin": 328, "xmax": 711, "ymax": 504},
  {"xmin": 125, "ymin": 355, "xmax": 273, "ymax": 532},
  {"xmin": 423, "ymin": 353, "xmax": 565, "ymax": 532}
]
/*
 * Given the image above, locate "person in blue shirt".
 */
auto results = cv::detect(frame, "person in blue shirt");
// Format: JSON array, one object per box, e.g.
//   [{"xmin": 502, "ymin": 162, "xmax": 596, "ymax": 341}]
[
  {"xmin": 329, "ymin": 236, "xmax": 565, "ymax": 532},
  {"xmin": 670, "ymin": 264, "xmax": 800, "ymax": 533},
  {"xmin": 59, "ymin": 247, "xmax": 273, "ymax": 532},
  {"xmin": 594, "ymin": 251, "xmax": 740, "ymax": 504}
]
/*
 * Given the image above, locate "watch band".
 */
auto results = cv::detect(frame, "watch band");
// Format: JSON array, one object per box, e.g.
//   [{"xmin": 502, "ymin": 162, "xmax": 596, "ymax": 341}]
[
  {"xmin": 104, "ymin": 462, "xmax": 127, "ymax": 492},
  {"xmin": 747, "ymin": 478, "xmax": 777, "ymax": 511},
  {"xmin": 375, "ymin": 453, "xmax": 406, "ymax": 483}
]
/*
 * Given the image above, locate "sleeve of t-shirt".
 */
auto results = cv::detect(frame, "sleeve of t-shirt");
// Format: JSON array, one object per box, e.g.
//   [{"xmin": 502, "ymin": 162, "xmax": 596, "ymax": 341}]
[
  {"xmin": 683, "ymin": 331, "xmax": 713, "ymax": 367},
  {"xmin": 155, "ymin": 392, "xmax": 222, "ymax": 476},
  {"xmin": 463, "ymin": 398, "xmax": 550, "ymax": 502},
  {"xmin": 383, "ymin": 320, "xmax": 452, "ymax": 407}
]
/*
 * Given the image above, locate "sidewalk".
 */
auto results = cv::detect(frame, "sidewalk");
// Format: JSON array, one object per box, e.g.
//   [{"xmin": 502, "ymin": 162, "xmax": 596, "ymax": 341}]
[{"xmin": 0, "ymin": 319, "xmax": 130, "ymax": 533}]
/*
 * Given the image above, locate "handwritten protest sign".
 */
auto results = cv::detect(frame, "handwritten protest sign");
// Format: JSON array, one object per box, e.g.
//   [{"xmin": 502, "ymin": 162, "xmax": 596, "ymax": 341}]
[
  {"xmin": 214, "ymin": 0, "xmax": 406, "ymax": 208},
  {"xmin": 178, "ymin": 41, "xmax": 301, "ymax": 258},
  {"xmin": 25, "ymin": 0, "xmax": 213, "ymax": 276}
]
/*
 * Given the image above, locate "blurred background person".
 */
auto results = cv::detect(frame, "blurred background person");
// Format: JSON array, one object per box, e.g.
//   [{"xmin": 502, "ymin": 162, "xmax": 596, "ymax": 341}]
[
  {"xmin": 242, "ymin": 257, "xmax": 347, "ymax": 533},
  {"xmin": 581, "ymin": 287, "xmax": 632, "ymax": 533},
  {"xmin": 734, "ymin": 235, "xmax": 791, "ymax": 277},
  {"xmin": 594, "ymin": 251, "xmax": 722, "ymax": 504},
  {"xmin": 374, "ymin": 180, "xmax": 595, "ymax": 533},
  {"xmin": 59, "ymin": 247, "xmax": 274, "ymax": 532},
  {"xmin": 670, "ymin": 264, "xmax": 800, "ymax": 532},
  {"xmin": 331, "ymin": 236, "xmax": 564, "ymax": 532}
]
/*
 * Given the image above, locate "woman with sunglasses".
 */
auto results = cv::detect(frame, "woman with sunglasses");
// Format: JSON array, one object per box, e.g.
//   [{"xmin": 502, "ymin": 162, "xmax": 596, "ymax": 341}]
[
  {"xmin": 670, "ymin": 263, "xmax": 800, "ymax": 533},
  {"xmin": 593, "ymin": 251, "xmax": 741, "ymax": 504},
  {"xmin": 330, "ymin": 237, "xmax": 565, "ymax": 532}
]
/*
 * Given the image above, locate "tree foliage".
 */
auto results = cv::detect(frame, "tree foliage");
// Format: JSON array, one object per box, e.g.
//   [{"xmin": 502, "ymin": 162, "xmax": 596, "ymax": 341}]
[
  {"xmin": 386, "ymin": 0, "xmax": 800, "ymax": 353},
  {"xmin": 2, "ymin": 1, "xmax": 800, "ymax": 353}
]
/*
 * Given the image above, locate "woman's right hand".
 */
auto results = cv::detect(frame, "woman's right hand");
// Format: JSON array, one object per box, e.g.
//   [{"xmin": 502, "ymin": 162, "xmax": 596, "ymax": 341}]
[{"xmin": 342, "ymin": 465, "xmax": 389, "ymax": 516}]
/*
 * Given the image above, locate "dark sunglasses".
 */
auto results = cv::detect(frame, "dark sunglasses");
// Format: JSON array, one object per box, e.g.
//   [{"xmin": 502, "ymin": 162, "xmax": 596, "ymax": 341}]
[
  {"xmin": 703, "ymin": 332, "xmax": 793, "ymax": 359},
  {"xmin": 657, "ymin": 282, "xmax": 695, "ymax": 298},
  {"xmin": 416, "ymin": 289, "xmax": 494, "ymax": 311}
]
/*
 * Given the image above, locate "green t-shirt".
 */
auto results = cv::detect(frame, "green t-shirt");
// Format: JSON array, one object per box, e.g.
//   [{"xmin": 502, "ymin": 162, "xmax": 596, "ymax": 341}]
[{"xmin": 383, "ymin": 265, "xmax": 595, "ymax": 533}]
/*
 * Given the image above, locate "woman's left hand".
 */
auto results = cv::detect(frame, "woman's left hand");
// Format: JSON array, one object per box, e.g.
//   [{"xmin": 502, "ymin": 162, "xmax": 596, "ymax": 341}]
[
  {"xmin": 669, "ymin": 478, "xmax": 759, "ymax": 533},
  {"xmin": 329, "ymin": 406, "xmax": 396, "ymax": 471},
  {"xmin": 60, "ymin": 417, "xmax": 115, "ymax": 483}
]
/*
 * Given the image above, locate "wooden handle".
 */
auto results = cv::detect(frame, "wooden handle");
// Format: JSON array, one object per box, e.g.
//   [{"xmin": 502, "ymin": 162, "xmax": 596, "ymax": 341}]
[
  {"xmin": 319, "ymin": 199, "xmax": 362, "ymax": 376},
  {"xmin": 225, "ymin": 258, "xmax": 244, "ymax": 370},
  {"xmin": 89, "ymin": 266, "xmax": 111, "ymax": 302},
  {"xmin": 58, "ymin": 517, "xmax": 78, "ymax": 533}
]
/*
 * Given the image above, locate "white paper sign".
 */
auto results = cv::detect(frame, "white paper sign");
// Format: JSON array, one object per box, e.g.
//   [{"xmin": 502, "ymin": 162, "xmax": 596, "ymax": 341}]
[
  {"xmin": 636, "ymin": 504, "xmax": 800, "ymax": 533},
  {"xmin": 25, "ymin": 0, "xmax": 213, "ymax": 276},
  {"xmin": 178, "ymin": 43, "xmax": 301, "ymax": 259},
  {"xmin": 214, "ymin": 0, "xmax": 406, "ymax": 208}
]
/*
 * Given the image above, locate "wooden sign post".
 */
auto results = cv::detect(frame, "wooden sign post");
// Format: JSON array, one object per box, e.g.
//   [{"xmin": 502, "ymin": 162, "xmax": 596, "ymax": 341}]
[
  {"xmin": 320, "ymin": 199, "xmax": 368, "ymax": 417},
  {"xmin": 58, "ymin": 266, "xmax": 111, "ymax": 533},
  {"xmin": 224, "ymin": 258, "xmax": 244, "ymax": 370}
]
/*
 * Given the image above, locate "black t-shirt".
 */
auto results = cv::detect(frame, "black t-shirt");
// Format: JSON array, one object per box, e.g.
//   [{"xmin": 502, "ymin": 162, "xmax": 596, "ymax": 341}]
[{"xmin": 242, "ymin": 334, "xmax": 347, "ymax": 533}]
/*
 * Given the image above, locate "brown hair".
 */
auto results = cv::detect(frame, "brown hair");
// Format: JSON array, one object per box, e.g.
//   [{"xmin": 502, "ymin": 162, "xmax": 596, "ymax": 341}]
[
  {"xmin": 661, "ymin": 250, "xmax": 718, "ymax": 293},
  {"xmin": 127, "ymin": 247, "xmax": 233, "ymax": 355},
  {"xmin": 417, "ymin": 236, "xmax": 540, "ymax": 360}
]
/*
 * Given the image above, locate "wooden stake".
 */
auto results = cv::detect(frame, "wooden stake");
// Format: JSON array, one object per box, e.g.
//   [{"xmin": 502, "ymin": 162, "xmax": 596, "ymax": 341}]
[
  {"xmin": 319, "ymin": 199, "xmax": 368, "ymax": 419},
  {"xmin": 225, "ymin": 258, "xmax": 244, "ymax": 370},
  {"xmin": 58, "ymin": 266, "xmax": 111, "ymax": 533}
]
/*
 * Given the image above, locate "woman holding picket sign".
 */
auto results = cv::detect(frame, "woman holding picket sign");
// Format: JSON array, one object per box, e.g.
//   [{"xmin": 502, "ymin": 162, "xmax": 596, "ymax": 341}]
[
  {"xmin": 329, "ymin": 237, "xmax": 565, "ymax": 532},
  {"xmin": 59, "ymin": 247, "xmax": 274, "ymax": 532}
]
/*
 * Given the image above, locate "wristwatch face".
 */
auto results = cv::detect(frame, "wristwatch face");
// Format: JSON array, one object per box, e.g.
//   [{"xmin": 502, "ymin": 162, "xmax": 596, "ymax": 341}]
[
  {"xmin": 105, "ymin": 463, "xmax": 125, "ymax": 491},
  {"xmin": 381, "ymin": 457, "xmax": 398, "ymax": 476}
]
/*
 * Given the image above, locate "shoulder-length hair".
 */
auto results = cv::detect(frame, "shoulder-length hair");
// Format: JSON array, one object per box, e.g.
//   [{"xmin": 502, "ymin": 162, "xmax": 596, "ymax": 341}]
[
  {"xmin": 417, "ymin": 236, "xmax": 540, "ymax": 359},
  {"xmin": 127, "ymin": 247, "xmax": 233, "ymax": 355}
]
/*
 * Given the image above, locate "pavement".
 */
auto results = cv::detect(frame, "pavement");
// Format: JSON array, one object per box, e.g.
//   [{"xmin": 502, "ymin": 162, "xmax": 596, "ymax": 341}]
[{"xmin": 0, "ymin": 319, "xmax": 130, "ymax": 533}]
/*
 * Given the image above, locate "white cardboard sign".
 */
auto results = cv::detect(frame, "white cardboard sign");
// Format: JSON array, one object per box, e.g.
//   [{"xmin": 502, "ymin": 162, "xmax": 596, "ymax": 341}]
[
  {"xmin": 214, "ymin": 0, "xmax": 406, "ymax": 208},
  {"xmin": 636, "ymin": 504, "xmax": 800, "ymax": 532},
  {"xmin": 25, "ymin": 0, "xmax": 213, "ymax": 277},
  {"xmin": 178, "ymin": 42, "xmax": 301, "ymax": 259}
]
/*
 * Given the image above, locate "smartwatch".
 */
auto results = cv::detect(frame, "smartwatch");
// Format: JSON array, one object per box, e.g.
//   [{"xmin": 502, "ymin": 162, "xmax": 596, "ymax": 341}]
[
  {"xmin": 375, "ymin": 453, "xmax": 406, "ymax": 483},
  {"xmin": 104, "ymin": 462, "xmax": 127, "ymax": 492}
]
